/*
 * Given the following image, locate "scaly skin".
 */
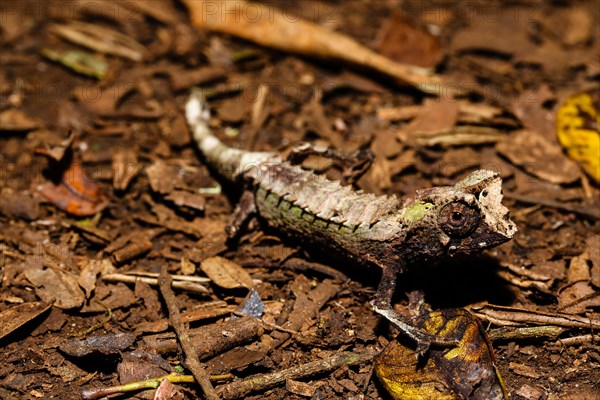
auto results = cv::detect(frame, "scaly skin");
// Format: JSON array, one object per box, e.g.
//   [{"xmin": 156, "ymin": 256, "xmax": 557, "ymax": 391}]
[{"xmin": 186, "ymin": 92, "xmax": 517, "ymax": 350}]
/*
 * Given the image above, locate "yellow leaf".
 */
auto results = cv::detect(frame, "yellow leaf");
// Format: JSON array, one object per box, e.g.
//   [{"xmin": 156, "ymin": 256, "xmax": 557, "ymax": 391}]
[
  {"xmin": 556, "ymin": 91, "xmax": 600, "ymax": 183},
  {"xmin": 374, "ymin": 309, "xmax": 508, "ymax": 400}
]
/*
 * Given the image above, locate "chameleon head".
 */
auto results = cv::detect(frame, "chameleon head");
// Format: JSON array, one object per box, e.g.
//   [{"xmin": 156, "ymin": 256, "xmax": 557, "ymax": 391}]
[{"xmin": 400, "ymin": 170, "xmax": 517, "ymax": 262}]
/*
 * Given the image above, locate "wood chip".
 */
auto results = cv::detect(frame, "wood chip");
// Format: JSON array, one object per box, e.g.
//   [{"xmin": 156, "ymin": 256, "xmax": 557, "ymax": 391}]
[
  {"xmin": 515, "ymin": 384, "xmax": 544, "ymax": 400},
  {"xmin": 509, "ymin": 362, "xmax": 541, "ymax": 379},
  {"xmin": 286, "ymin": 379, "xmax": 317, "ymax": 397}
]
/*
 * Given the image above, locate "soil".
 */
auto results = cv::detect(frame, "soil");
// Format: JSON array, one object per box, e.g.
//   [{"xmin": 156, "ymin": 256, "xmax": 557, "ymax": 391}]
[{"xmin": 1, "ymin": 1, "xmax": 599, "ymax": 399}]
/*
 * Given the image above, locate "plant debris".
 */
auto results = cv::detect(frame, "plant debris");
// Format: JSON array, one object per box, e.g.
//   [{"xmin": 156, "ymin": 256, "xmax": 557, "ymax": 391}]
[{"xmin": 1, "ymin": 1, "xmax": 599, "ymax": 399}]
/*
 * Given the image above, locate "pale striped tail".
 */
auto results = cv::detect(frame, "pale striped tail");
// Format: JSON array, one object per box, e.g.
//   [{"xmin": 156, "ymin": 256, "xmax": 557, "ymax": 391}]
[{"xmin": 185, "ymin": 91, "xmax": 275, "ymax": 181}]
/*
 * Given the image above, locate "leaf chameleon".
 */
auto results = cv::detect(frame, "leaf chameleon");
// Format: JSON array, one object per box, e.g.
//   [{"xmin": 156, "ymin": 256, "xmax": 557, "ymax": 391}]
[{"xmin": 186, "ymin": 92, "xmax": 517, "ymax": 352}]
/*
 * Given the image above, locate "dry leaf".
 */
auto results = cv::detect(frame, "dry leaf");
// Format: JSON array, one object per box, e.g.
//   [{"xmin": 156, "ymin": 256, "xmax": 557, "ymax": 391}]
[
  {"xmin": 0, "ymin": 302, "xmax": 53, "ymax": 340},
  {"xmin": 376, "ymin": 12, "xmax": 441, "ymax": 68},
  {"xmin": 375, "ymin": 309, "xmax": 507, "ymax": 400},
  {"xmin": 201, "ymin": 256, "xmax": 254, "ymax": 289},
  {"xmin": 587, "ymin": 235, "xmax": 600, "ymax": 288},
  {"xmin": 0, "ymin": 109, "xmax": 41, "ymax": 131},
  {"xmin": 183, "ymin": 0, "xmax": 453, "ymax": 95},
  {"xmin": 398, "ymin": 98, "xmax": 459, "ymax": 139},
  {"xmin": 38, "ymin": 162, "xmax": 109, "ymax": 216},
  {"xmin": 496, "ymin": 130, "xmax": 580, "ymax": 184},
  {"xmin": 78, "ymin": 258, "xmax": 116, "ymax": 298},
  {"xmin": 112, "ymin": 148, "xmax": 140, "ymax": 191},
  {"xmin": 0, "ymin": 189, "xmax": 41, "ymax": 220},
  {"xmin": 24, "ymin": 266, "xmax": 85, "ymax": 310},
  {"xmin": 51, "ymin": 22, "xmax": 147, "ymax": 61},
  {"xmin": 165, "ymin": 190, "xmax": 206, "ymax": 212}
]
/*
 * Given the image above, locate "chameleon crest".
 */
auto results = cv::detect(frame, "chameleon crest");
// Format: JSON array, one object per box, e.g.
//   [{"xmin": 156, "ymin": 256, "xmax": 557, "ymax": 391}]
[{"xmin": 398, "ymin": 170, "xmax": 517, "ymax": 264}]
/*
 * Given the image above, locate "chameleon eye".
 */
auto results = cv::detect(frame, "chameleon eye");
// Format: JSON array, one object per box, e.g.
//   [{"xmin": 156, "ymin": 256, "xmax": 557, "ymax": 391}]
[{"xmin": 439, "ymin": 201, "xmax": 480, "ymax": 237}]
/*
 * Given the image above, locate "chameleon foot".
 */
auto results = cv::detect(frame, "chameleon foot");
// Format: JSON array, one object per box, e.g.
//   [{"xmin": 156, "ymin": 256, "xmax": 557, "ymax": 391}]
[
  {"xmin": 287, "ymin": 142, "xmax": 374, "ymax": 184},
  {"xmin": 226, "ymin": 190, "xmax": 257, "ymax": 240},
  {"xmin": 371, "ymin": 301, "xmax": 459, "ymax": 356}
]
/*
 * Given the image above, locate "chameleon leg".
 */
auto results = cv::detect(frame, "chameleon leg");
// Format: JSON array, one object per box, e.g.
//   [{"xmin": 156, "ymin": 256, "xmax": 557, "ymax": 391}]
[
  {"xmin": 226, "ymin": 190, "xmax": 257, "ymax": 239},
  {"xmin": 371, "ymin": 264, "xmax": 458, "ymax": 355},
  {"xmin": 287, "ymin": 142, "xmax": 374, "ymax": 184}
]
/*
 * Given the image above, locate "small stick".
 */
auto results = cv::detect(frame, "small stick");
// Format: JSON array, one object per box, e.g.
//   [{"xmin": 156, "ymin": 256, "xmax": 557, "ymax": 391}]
[
  {"xmin": 73, "ymin": 301, "xmax": 113, "ymax": 337},
  {"xmin": 143, "ymin": 316, "xmax": 263, "ymax": 356},
  {"xmin": 81, "ymin": 373, "xmax": 233, "ymax": 400},
  {"xmin": 217, "ymin": 349, "xmax": 378, "ymax": 399},
  {"xmin": 555, "ymin": 333, "xmax": 600, "ymax": 346},
  {"xmin": 103, "ymin": 272, "xmax": 209, "ymax": 294},
  {"xmin": 506, "ymin": 193, "xmax": 600, "ymax": 220},
  {"xmin": 158, "ymin": 265, "xmax": 220, "ymax": 400}
]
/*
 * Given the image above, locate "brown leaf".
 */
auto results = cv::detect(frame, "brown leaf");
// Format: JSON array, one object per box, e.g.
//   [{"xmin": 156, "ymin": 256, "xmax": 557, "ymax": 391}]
[
  {"xmin": 439, "ymin": 147, "xmax": 481, "ymax": 177},
  {"xmin": 81, "ymin": 283, "xmax": 137, "ymax": 312},
  {"xmin": 451, "ymin": 14, "xmax": 531, "ymax": 56},
  {"xmin": 169, "ymin": 66, "xmax": 226, "ymax": 91},
  {"xmin": 78, "ymin": 258, "xmax": 116, "ymax": 299},
  {"xmin": 558, "ymin": 281, "xmax": 599, "ymax": 314},
  {"xmin": 165, "ymin": 190, "xmax": 206, "ymax": 212},
  {"xmin": 0, "ymin": 109, "xmax": 41, "ymax": 131},
  {"xmin": 200, "ymin": 256, "xmax": 254, "ymax": 289},
  {"xmin": 587, "ymin": 235, "xmax": 600, "ymax": 288},
  {"xmin": 496, "ymin": 130, "xmax": 580, "ymax": 184},
  {"xmin": 509, "ymin": 362, "xmax": 541, "ymax": 379},
  {"xmin": 74, "ymin": 84, "xmax": 128, "ymax": 115},
  {"xmin": 511, "ymin": 84, "xmax": 556, "ymax": 141},
  {"xmin": 146, "ymin": 160, "xmax": 182, "ymax": 194},
  {"xmin": 50, "ymin": 22, "xmax": 147, "ymax": 61},
  {"xmin": 567, "ymin": 252, "xmax": 591, "ymax": 283},
  {"xmin": 398, "ymin": 98, "xmax": 459, "ymax": 139},
  {"xmin": 24, "ymin": 266, "xmax": 85, "ymax": 310},
  {"xmin": 550, "ymin": 6, "xmax": 593, "ymax": 46},
  {"xmin": 0, "ymin": 190, "xmax": 41, "ymax": 220},
  {"xmin": 159, "ymin": 108, "xmax": 192, "ymax": 147},
  {"xmin": 34, "ymin": 131, "xmax": 74, "ymax": 161},
  {"xmin": 514, "ymin": 384, "xmax": 544, "ymax": 400},
  {"xmin": 120, "ymin": 0, "xmax": 181, "ymax": 25},
  {"xmin": 216, "ymin": 97, "xmax": 249, "ymax": 123},
  {"xmin": 38, "ymin": 162, "xmax": 109, "ymax": 216},
  {"xmin": 112, "ymin": 148, "xmax": 140, "ymax": 191},
  {"xmin": 0, "ymin": 302, "xmax": 53, "ymax": 340},
  {"xmin": 376, "ymin": 12, "xmax": 442, "ymax": 68},
  {"xmin": 154, "ymin": 379, "xmax": 185, "ymax": 400}
]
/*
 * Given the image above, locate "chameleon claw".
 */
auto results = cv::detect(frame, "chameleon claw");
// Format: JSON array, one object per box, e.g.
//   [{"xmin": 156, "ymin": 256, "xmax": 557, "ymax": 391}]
[
  {"xmin": 371, "ymin": 301, "xmax": 458, "ymax": 353},
  {"xmin": 415, "ymin": 341, "xmax": 431, "ymax": 358}
]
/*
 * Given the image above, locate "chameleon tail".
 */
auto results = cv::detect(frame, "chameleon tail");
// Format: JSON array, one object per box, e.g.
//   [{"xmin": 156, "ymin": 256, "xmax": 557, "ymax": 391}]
[{"xmin": 185, "ymin": 91, "xmax": 275, "ymax": 181}]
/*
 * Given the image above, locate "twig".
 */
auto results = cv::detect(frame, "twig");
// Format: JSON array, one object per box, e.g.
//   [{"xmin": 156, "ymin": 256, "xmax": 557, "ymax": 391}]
[
  {"xmin": 487, "ymin": 325, "xmax": 566, "ymax": 342},
  {"xmin": 230, "ymin": 310, "xmax": 298, "ymax": 335},
  {"xmin": 471, "ymin": 304, "xmax": 600, "ymax": 329},
  {"xmin": 506, "ymin": 193, "xmax": 600, "ymax": 220},
  {"xmin": 73, "ymin": 301, "xmax": 113, "ymax": 337},
  {"xmin": 103, "ymin": 272, "xmax": 209, "ymax": 294},
  {"xmin": 81, "ymin": 373, "xmax": 233, "ymax": 400},
  {"xmin": 217, "ymin": 349, "xmax": 379, "ymax": 399},
  {"xmin": 143, "ymin": 316, "xmax": 263, "ymax": 356},
  {"xmin": 158, "ymin": 265, "xmax": 220, "ymax": 400},
  {"xmin": 50, "ymin": 22, "xmax": 146, "ymax": 61},
  {"xmin": 555, "ymin": 333, "xmax": 600, "ymax": 346}
]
